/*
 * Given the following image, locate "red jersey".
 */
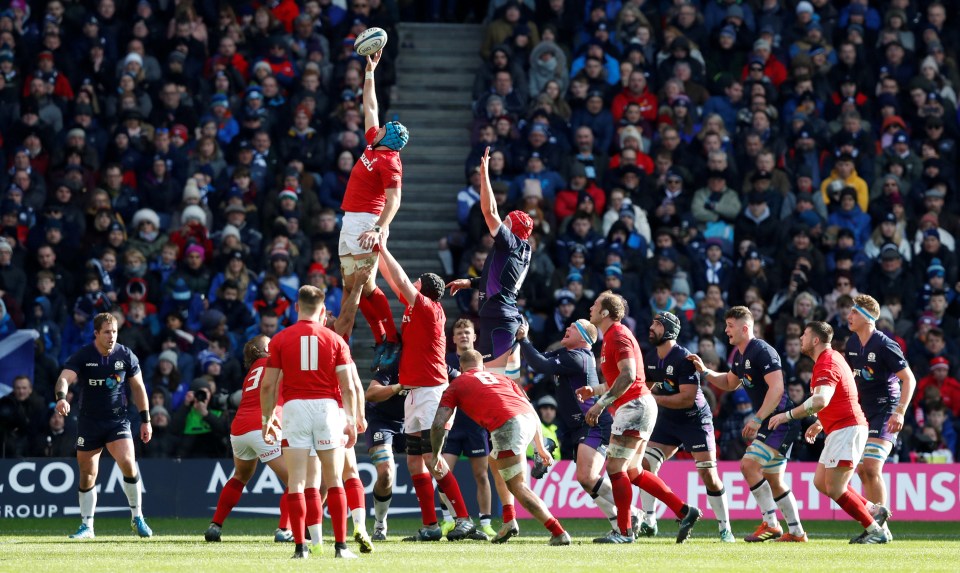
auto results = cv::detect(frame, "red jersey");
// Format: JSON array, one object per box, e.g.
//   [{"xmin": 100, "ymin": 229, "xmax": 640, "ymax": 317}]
[
  {"xmin": 399, "ymin": 293, "xmax": 447, "ymax": 387},
  {"xmin": 812, "ymin": 347, "xmax": 867, "ymax": 434},
  {"xmin": 340, "ymin": 127, "xmax": 403, "ymax": 215},
  {"xmin": 440, "ymin": 370, "xmax": 534, "ymax": 431},
  {"xmin": 231, "ymin": 357, "xmax": 284, "ymax": 436},
  {"xmin": 600, "ymin": 322, "xmax": 649, "ymax": 413},
  {"xmin": 267, "ymin": 320, "xmax": 352, "ymax": 403}
]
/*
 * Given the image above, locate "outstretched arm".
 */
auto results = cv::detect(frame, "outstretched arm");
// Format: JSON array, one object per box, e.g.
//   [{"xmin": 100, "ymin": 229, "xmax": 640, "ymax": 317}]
[
  {"xmin": 363, "ymin": 50, "xmax": 382, "ymax": 131},
  {"xmin": 478, "ymin": 146, "xmax": 502, "ymax": 235},
  {"xmin": 377, "ymin": 244, "xmax": 418, "ymax": 304}
]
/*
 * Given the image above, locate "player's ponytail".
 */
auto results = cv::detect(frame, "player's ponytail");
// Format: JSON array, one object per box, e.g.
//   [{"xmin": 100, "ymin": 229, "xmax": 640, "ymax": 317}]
[{"xmin": 243, "ymin": 335, "xmax": 270, "ymax": 369}]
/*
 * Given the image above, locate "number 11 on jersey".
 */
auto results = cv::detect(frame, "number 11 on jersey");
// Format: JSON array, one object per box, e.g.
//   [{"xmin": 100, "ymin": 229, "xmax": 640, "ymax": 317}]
[{"xmin": 300, "ymin": 335, "xmax": 319, "ymax": 371}]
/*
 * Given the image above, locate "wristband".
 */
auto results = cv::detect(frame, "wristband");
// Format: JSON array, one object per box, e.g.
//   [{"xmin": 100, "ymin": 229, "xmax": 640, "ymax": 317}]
[
  {"xmin": 262, "ymin": 415, "xmax": 269, "ymax": 425},
  {"xmin": 751, "ymin": 415, "xmax": 763, "ymax": 425},
  {"xmin": 56, "ymin": 391, "xmax": 66, "ymax": 401},
  {"xmin": 365, "ymin": 71, "xmax": 374, "ymax": 80},
  {"xmin": 596, "ymin": 394, "xmax": 615, "ymax": 410},
  {"xmin": 372, "ymin": 224, "xmax": 382, "ymax": 233},
  {"xmin": 786, "ymin": 409, "xmax": 795, "ymax": 421},
  {"xmin": 140, "ymin": 410, "xmax": 151, "ymax": 424},
  {"xmin": 469, "ymin": 276, "xmax": 482, "ymax": 289},
  {"xmin": 702, "ymin": 368, "xmax": 718, "ymax": 379}
]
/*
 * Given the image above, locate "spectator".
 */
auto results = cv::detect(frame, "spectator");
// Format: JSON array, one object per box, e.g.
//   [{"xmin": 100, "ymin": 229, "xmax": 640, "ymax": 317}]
[{"xmin": 0, "ymin": 376, "xmax": 47, "ymax": 456}]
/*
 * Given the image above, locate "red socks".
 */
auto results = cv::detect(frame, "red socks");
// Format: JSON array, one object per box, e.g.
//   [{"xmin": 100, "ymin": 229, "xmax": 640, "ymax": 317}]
[
  {"xmin": 609, "ymin": 472, "xmax": 634, "ymax": 535},
  {"xmin": 502, "ymin": 503, "xmax": 516, "ymax": 523},
  {"xmin": 436, "ymin": 473, "xmax": 469, "ymax": 519},
  {"xmin": 345, "ymin": 477, "xmax": 365, "ymax": 512},
  {"xmin": 846, "ymin": 484, "xmax": 870, "ymax": 506},
  {"xmin": 286, "ymin": 492, "xmax": 306, "ymax": 544},
  {"xmin": 634, "ymin": 469, "xmax": 686, "ymax": 516},
  {"xmin": 544, "ymin": 517, "xmax": 565, "ymax": 536},
  {"xmin": 360, "ymin": 288, "xmax": 398, "ymax": 343},
  {"xmin": 212, "ymin": 477, "xmax": 245, "ymax": 526},
  {"xmin": 411, "ymin": 472, "xmax": 437, "ymax": 526},
  {"xmin": 305, "ymin": 487, "xmax": 322, "ymax": 531},
  {"xmin": 837, "ymin": 491, "xmax": 875, "ymax": 528},
  {"xmin": 327, "ymin": 486, "xmax": 348, "ymax": 543},
  {"xmin": 278, "ymin": 490, "xmax": 290, "ymax": 530}
]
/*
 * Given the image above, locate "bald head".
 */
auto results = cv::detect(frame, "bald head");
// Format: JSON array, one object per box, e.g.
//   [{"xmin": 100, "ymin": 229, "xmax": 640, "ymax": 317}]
[{"xmin": 460, "ymin": 349, "xmax": 484, "ymax": 370}]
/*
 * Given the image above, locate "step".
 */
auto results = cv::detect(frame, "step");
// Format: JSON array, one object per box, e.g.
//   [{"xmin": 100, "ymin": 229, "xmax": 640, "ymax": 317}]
[
  {"xmin": 393, "ymin": 89, "xmax": 473, "ymax": 105},
  {"xmin": 390, "ymin": 108, "xmax": 471, "ymax": 123},
  {"xmin": 395, "ymin": 73, "xmax": 476, "ymax": 89},
  {"xmin": 401, "ymin": 146, "xmax": 471, "ymax": 160}
]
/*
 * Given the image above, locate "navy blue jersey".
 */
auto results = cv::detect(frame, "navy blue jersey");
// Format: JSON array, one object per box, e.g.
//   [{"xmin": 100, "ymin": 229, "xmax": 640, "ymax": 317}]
[
  {"xmin": 730, "ymin": 338, "xmax": 789, "ymax": 414},
  {"xmin": 445, "ymin": 352, "xmax": 488, "ymax": 435},
  {"xmin": 518, "ymin": 339, "xmax": 611, "ymax": 432},
  {"xmin": 64, "ymin": 343, "xmax": 140, "ymax": 420},
  {"xmin": 845, "ymin": 331, "xmax": 907, "ymax": 410},
  {"xmin": 479, "ymin": 224, "xmax": 531, "ymax": 319},
  {"xmin": 645, "ymin": 344, "xmax": 709, "ymax": 418},
  {"xmin": 365, "ymin": 362, "xmax": 406, "ymax": 423}
]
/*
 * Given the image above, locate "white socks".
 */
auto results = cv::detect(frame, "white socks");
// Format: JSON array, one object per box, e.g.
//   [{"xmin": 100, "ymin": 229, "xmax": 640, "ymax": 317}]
[
  {"xmin": 438, "ymin": 492, "xmax": 454, "ymax": 522},
  {"xmin": 749, "ymin": 479, "xmax": 779, "ymax": 527},
  {"xmin": 774, "ymin": 490, "xmax": 804, "ymax": 535},
  {"xmin": 589, "ymin": 478, "xmax": 620, "ymax": 523},
  {"xmin": 121, "ymin": 476, "xmax": 142, "ymax": 518},
  {"xmin": 307, "ymin": 523, "xmax": 322, "ymax": 546},
  {"xmin": 373, "ymin": 492, "xmax": 391, "ymax": 525},
  {"xmin": 707, "ymin": 488, "xmax": 730, "ymax": 532},
  {"xmin": 79, "ymin": 487, "xmax": 97, "ymax": 528},
  {"xmin": 351, "ymin": 508, "xmax": 367, "ymax": 534}
]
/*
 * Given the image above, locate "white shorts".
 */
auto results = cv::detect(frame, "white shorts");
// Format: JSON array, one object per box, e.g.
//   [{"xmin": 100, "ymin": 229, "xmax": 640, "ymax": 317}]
[
  {"xmin": 490, "ymin": 412, "xmax": 539, "ymax": 458},
  {"xmin": 338, "ymin": 212, "xmax": 380, "ymax": 258},
  {"xmin": 611, "ymin": 393, "xmax": 658, "ymax": 440},
  {"xmin": 282, "ymin": 398, "xmax": 345, "ymax": 451},
  {"xmin": 403, "ymin": 384, "xmax": 450, "ymax": 434},
  {"xmin": 820, "ymin": 424, "xmax": 868, "ymax": 469},
  {"xmin": 231, "ymin": 430, "xmax": 282, "ymax": 462}
]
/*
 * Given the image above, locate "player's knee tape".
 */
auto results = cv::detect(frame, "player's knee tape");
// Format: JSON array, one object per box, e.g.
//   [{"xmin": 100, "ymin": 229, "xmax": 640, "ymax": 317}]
[
  {"xmin": 405, "ymin": 435, "xmax": 422, "ymax": 456},
  {"xmin": 498, "ymin": 462, "xmax": 524, "ymax": 482},
  {"xmin": 354, "ymin": 255, "xmax": 377, "ymax": 271},
  {"xmin": 340, "ymin": 256, "xmax": 357, "ymax": 275},
  {"xmin": 862, "ymin": 442, "xmax": 890, "ymax": 462},
  {"xmin": 695, "ymin": 460, "xmax": 717, "ymax": 470},
  {"xmin": 644, "ymin": 447, "xmax": 664, "ymax": 473},
  {"xmin": 607, "ymin": 444, "xmax": 635, "ymax": 459},
  {"xmin": 370, "ymin": 446, "xmax": 393, "ymax": 465}
]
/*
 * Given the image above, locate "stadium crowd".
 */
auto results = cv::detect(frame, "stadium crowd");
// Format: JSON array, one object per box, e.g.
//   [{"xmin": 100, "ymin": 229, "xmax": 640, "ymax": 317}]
[{"xmin": 0, "ymin": 0, "xmax": 957, "ymax": 469}]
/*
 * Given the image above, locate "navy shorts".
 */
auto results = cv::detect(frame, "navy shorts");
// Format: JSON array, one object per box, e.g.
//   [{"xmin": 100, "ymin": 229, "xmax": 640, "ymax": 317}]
[
  {"xmin": 650, "ymin": 408, "xmax": 716, "ymax": 453},
  {"xmin": 76, "ymin": 416, "xmax": 132, "ymax": 451},
  {"xmin": 476, "ymin": 313, "xmax": 522, "ymax": 361},
  {"xmin": 864, "ymin": 404, "xmax": 898, "ymax": 443},
  {"xmin": 365, "ymin": 413, "xmax": 405, "ymax": 452},
  {"xmin": 570, "ymin": 422, "xmax": 610, "ymax": 460},
  {"xmin": 756, "ymin": 414, "xmax": 800, "ymax": 456},
  {"xmin": 443, "ymin": 417, "xmax": 490, "ymax": 458}
]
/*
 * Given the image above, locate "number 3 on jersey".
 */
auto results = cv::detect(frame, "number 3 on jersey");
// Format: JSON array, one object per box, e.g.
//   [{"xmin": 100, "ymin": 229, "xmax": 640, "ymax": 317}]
[
  {"xmin": 244, "ymin": 366, "xmax": 264, "ymax": 392},
  {"xmin": 300, "ymin": 335, "xmax": 320, "ymax": 371}
]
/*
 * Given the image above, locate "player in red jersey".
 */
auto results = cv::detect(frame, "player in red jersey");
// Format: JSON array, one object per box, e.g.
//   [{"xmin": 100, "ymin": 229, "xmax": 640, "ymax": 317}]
[
  {"xmin": 205, "ymin": 335, "xmax": 292, "ymax": 543},
  {"xmin": 376, "ymin": 239, "xmax": 478, "ymax": 542},
  {"xmin": 769, "ymin": 322, "xmax": 891, "ymax": 544},
  {"xmin": 577, "ymin": 291, "xmax": 701, "ymax": 544},
  {"xmin": 431, "ymin": 350, "xmax": 570, "ymax": 546},
  {"xmin": 339, "ymin": 49, "xmax": 409, "ymax": 371},
  {"xmin": 260, "ymin": 285, "xmax": 359, "ymax": 559}
]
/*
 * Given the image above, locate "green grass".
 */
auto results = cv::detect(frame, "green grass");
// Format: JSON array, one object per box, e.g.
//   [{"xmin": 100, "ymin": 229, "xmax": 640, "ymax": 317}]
[{"xmin": 2, "ymin": 518, "xmax": 958, "ymax": 572}]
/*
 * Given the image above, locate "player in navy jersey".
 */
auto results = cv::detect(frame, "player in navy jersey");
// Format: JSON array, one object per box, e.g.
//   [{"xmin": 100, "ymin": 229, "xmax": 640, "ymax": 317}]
[
  {"xmin": 640, "ymin": 312, "xmax": 734, "ymax": 542},
  {"xmin": 689, "ymin": 306, "xmax": 807, "ymax": 542},
  {"xmin": 518, "ymin": 317, "xmax": 639, "ymax": 537},
  {"xmin": 439, "ymin": 319, "xmax": 495, "ymax": 540},
  {"xmin": 55, "ymin": 313, "xmax": 153, "ymax": 539},
  {"xmin": 844, "ymin": 294, "xmax": 916, "ymax": 541},
  {"xmin": 363, "ymin": 355, "xmax": 407, "ymax": 541},
  {"xmin": 447, "ymin": 147, "xmax": 533, "ymax": 382}
]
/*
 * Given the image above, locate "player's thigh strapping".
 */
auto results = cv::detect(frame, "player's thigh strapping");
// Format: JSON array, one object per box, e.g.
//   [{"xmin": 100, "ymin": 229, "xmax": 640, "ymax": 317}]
[
  {"xmin": 745, "ymin": 415, "xmax": 801, "ymax": 473},
  {"xmin": 283, "ymin": 398, "xmax": 344, "ymax": 451},
  {"xmin": 609, "ymin": 394, "xmax": 658, "ymax": 458},
  {"xmin": 403, "ymin": 384, "xmax": 449, "ymax": 434},
  {"xmin": 232, "ymin": 430, "xmax": 282, "ymax": 462},
  {"xmin": 820, "ymin": 425, "xmax": 868, "ymax": 469}
]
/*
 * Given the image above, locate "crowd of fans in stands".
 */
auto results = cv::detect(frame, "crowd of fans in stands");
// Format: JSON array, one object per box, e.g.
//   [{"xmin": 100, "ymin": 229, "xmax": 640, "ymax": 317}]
[{"xmin": 442, "ymin": 0, "xmax": 960, "ymax": 464}]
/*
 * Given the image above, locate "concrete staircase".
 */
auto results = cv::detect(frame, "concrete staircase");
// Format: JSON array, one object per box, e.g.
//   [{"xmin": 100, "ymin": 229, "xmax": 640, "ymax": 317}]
[{"xmin": 350, "ymin": 22, "xmax": 483, "ymax": 369}]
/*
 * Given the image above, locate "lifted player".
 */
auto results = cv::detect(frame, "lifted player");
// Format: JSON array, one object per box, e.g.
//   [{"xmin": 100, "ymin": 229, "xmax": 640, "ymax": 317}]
[
  {"xmin": 640, "ymin": 312, "xmax": 734, "ymax": 542},
  {"xmin": 845, "ymin": 294, "xmax": 915, "ymax": 541},
  {"xmin": 518, "ymin": 318, "xmax": 638, "ymax": 536},
  {"xmin": 689, "ymin": 306, "xmax": 807, "ymax": 542},
  {"xmin": 377, "ymin": 240, "xmax": 478, "ymax": 542},
  {"xmin": 440, "ymin": 319, "xmax": 496, "ymax": 540},
  {"xmin": 579, "ymin": 292, "xmax": 702, "ymax": 544},
  {"xmin": 57, "ymin": 313, "xmax": 153, "ymax": 539},
  {"xmin": 339, "ymin": 48, "xmax": 408, "ymax": 370},
  {"xmin": 769, "ymin": 321, "xmax": 891, "ymax": 544},
  {"xmin": 205, "ymin": 335, "xmax": 292, "ymax": 543},
  {"xmin": 431, "ymin": 350, "xmax": 571, "ymax": 546},
  {"xmin": 261, "ymin": 285, "xmax": 359, "ymax": 559}
]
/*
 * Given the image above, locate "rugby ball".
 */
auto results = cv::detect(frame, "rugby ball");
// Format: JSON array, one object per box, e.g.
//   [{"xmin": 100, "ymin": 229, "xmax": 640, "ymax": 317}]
[{"xmin": 354, "ymin": 27, "xmax": 388, "ymax": 57}]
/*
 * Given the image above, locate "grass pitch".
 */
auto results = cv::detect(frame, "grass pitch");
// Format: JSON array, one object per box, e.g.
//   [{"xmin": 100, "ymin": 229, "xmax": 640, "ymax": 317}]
[{"xmin": 1, "ymin": 517, "xmax": 957, "ymax": 572}]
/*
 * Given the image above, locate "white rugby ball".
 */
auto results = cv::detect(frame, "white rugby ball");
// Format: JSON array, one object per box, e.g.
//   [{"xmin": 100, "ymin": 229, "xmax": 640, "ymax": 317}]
[{"xmin": 354, "ymin": 27, "xmax": 388, "ymax": 57}]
